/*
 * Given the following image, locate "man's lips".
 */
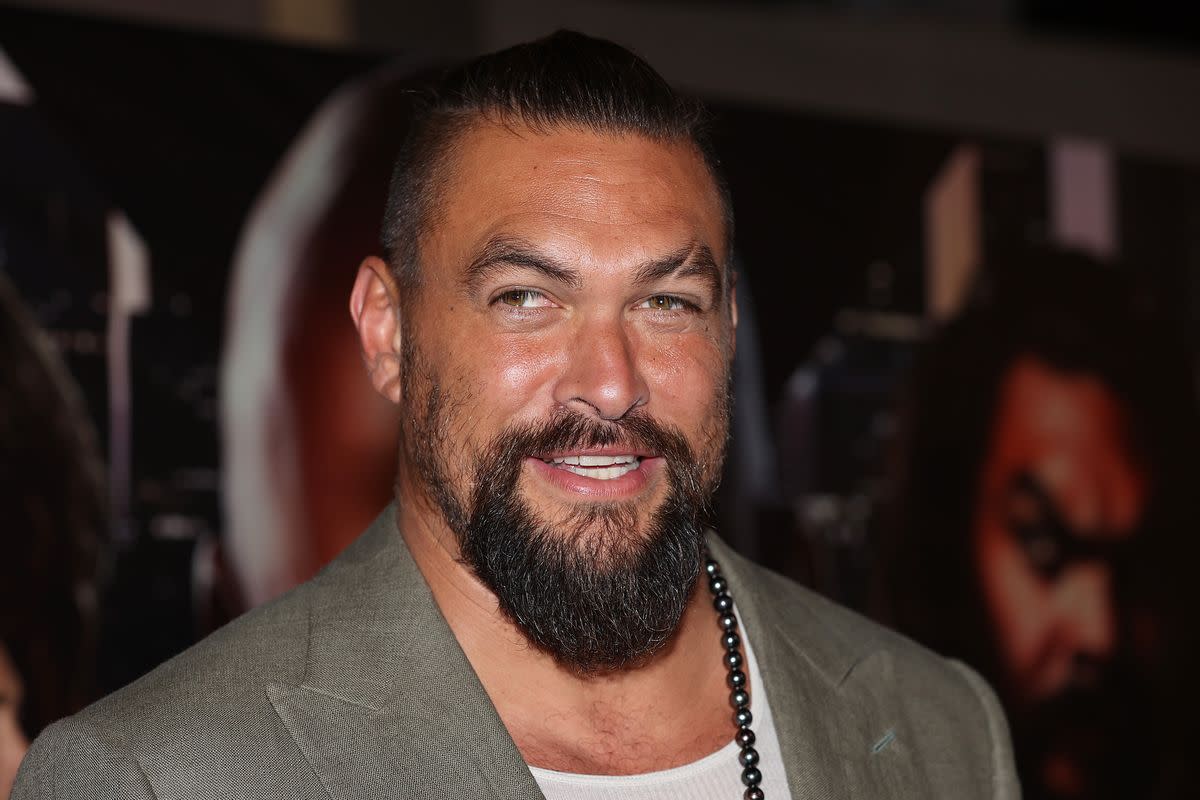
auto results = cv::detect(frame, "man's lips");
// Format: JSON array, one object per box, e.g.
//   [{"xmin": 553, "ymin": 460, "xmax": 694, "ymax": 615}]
[{"xmin": 524, "ymin": 451, "xmax": 664, "ymax": 499}]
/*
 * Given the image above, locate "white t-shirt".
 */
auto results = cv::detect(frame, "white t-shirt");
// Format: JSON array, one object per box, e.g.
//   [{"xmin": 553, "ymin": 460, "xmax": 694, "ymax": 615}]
[{"xmin": 529, "ymin": 622, "xmax": 792, "ymax": 799}]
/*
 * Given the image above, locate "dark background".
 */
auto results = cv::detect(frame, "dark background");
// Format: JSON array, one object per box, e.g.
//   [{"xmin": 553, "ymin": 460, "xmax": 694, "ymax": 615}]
[{"xmin": 2, "ymin": 2, "xmax": 1199, "ymax": 797}]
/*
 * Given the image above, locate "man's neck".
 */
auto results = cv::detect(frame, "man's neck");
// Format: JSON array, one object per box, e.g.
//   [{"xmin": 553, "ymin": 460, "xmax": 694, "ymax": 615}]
[{"xmin": 395, "ymin": 493, "xmax": 735, "ymax": 775}]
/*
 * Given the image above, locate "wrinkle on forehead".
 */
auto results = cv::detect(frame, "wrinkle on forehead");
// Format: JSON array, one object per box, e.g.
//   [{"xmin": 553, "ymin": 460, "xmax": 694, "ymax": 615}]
[{"xmin": 416, "ymin": 122, "xmax": 728, "ymax": 293}]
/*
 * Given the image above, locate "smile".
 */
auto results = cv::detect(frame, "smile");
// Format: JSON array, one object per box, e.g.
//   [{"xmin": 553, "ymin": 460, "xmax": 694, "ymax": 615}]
[
  {"xmin": 542, "ymin": 454, "xmax": 642, "ymax": 480},
  {"xmin": 526, "ymin": 450, "xmax": 662, "ymax": 499}
]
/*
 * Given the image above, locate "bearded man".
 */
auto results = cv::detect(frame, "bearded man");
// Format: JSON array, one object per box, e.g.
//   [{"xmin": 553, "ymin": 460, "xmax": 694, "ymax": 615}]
[{"xmin": 14, "ymin": 32, "xmax": 1018, "ymax": 800}]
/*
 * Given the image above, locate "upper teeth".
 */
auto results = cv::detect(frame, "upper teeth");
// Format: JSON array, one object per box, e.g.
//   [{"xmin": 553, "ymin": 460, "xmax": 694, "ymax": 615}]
[
  {"xmin": 547, "ymin": 455, "xmax": 638, "ymax": 466},
  {"xmin": 544, "ymin": 454, "xmax": 642, "ymax": 480}
]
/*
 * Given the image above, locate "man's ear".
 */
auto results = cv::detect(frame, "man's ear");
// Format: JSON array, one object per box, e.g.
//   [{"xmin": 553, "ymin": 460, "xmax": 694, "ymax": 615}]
[{"xmin": 350, "ymin": 256, "xmax": 404, "ymax": 404}]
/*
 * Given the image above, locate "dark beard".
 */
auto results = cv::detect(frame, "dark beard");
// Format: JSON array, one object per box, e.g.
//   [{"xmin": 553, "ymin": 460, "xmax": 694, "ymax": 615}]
[
  {"xmin": 460, "ymin": 413, "xmax": 714, "ymax": 672},
  {"xmin": 401, "ymin": 338, "xmax": 729, "ymax": 672}
]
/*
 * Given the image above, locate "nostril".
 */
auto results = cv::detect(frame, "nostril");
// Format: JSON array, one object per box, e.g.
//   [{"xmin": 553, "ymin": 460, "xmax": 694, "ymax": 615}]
[{"xmin": 562, "ymin": 394, "xmax": 646, "ymax": 423}]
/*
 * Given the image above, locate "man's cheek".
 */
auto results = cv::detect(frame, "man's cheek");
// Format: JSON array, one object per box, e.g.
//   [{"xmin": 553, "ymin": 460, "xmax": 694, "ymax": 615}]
[{"xmin": 489, "ymin": 345, "xmax": 562, "ymax": 403}]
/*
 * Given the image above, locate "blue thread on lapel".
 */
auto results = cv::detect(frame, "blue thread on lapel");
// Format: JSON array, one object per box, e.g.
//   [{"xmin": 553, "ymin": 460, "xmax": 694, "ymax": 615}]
[{"xmin": 871, "ymin": 729, "xmax": 896, "ymax": 754}]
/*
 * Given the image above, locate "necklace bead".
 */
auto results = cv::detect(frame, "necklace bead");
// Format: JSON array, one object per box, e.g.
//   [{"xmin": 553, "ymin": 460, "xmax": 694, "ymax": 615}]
[{"xmin": 706, "ymin": 554, "xmax": 766, "ymax": 798}]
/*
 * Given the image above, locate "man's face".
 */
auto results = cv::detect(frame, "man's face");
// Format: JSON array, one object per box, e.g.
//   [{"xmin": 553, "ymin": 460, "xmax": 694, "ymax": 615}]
[
  {"xmin": 394, "ymin": 122, "xmax": 734, "ymax": 668},
  {"xmin": 973, "ymin": 356, "xmax": 1146, "ymax": 797}
]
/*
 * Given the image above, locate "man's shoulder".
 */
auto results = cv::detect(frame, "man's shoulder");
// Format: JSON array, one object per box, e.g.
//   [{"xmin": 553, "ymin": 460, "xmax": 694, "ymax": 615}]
[
  {"xmin": 14, "ymin": 510, "xmax": 420, "ymax": 798},
  {"xmin": 722, "ymin": 541, "xmax": 1019, "ymax": 796},
  {"xmin": 14, "ymin": 575, "xmax": 324, "ymax": 798},
  {"xmin": 74, "ymin": 508, "xmax": 401, "ymax": 740},
  {"xmin": 760, "ymin": 555, "xmax": 988, "ymax": 690},
  {"xmin": 738, "ymin": 546, "xmax": 999, "ymax": 694},
  {"xmin": 82, "ymin": 573, "xmax": 314, "ymax": 734},
  {"xmin": 22, "ymin": 573, "xmax": 322, "ymax": 793},
  {"xmin": 721, "ymin": 538, "xmax": 960, "ymax": 678}
]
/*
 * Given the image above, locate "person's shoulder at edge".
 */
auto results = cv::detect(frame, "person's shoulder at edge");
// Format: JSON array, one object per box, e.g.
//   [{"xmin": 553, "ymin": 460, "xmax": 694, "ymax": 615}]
[
  {"xmin": 12, "ymin": 517, "xmax": 396, "ymax": 799},
  {"xmin": 13, "ymin": 585, "xmax": 309, "ymax": 798},
  {"xmin": 713, "ymin": 535, "xmax": 1021, "ymax": 798}
]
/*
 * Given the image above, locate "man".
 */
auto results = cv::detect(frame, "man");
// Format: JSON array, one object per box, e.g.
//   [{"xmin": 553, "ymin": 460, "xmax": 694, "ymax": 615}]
[
  {"xmin": 878, "ymin": 248, "xmax": 1198, "ymax": 799},
  {"xmin": 15, "ymin": 31, "xmax": 1018, "ymax": 799}
]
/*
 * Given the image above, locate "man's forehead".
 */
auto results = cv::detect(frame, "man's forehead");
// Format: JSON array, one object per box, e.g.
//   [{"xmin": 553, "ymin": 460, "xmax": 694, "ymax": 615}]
[{"xmin": 431, "ymin": 121, "xmax": 727, "ymax": 260}]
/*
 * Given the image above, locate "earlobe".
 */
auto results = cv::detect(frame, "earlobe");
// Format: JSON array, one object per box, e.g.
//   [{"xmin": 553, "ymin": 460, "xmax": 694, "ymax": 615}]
[{"xmin": 349, "ymin": 256, "xmax": 404, "ymax": 404}]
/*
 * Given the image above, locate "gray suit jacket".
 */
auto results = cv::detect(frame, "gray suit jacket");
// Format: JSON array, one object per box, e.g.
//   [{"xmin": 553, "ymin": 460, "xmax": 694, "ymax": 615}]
[{"xmin": 14, "ymin": 507, "xmax": 1019, "ymax": 798}]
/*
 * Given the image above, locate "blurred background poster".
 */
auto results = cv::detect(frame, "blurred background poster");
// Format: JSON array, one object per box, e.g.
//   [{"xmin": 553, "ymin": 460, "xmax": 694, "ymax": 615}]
[{"xmin": 2, "ymin": 2, "xmax": 1199, "ymax": 798}]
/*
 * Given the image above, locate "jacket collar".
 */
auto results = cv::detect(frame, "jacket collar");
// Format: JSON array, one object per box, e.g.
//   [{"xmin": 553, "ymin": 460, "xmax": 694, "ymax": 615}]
[
  {"xmin": 268, "ymin": 505, "xmax": 545, "ymax": 800},
  {"xmin": 710, "ymin": 536, "xmax": 930, "ymax": 798},
  {"xmin": 269, "ymin": 507, "xmax": 917, "ymax": 798}
]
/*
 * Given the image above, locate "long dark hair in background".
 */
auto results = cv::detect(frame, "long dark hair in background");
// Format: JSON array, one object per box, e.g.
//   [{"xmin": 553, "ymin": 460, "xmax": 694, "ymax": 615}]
[{"xmin": 0, "ymin": 273, "xmax": 104, "ymax": 737}]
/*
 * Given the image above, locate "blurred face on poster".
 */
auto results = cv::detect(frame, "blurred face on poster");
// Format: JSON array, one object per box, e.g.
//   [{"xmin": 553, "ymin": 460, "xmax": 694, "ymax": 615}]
[
  {"xmin": 222, "ymin": 74, "xmax": 412, "ymax": 607},
  {"xmin": 973, "ymin": 355, "xmax": 1145, "ymax": 798},
  {"xmin": 881, "ymin": 250, "xmax": 1196, "ymax": 800}
]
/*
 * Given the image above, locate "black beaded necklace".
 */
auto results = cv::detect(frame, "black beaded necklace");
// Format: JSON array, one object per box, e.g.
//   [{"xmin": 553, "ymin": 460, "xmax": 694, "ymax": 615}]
[{"xmin": 704, "ymin": 555, "xmax": 766, "ymax": 800}]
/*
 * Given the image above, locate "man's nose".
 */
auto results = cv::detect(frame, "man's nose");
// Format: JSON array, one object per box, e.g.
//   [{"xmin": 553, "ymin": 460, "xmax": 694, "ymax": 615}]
[
  {"xmin": 1058, "ymin": 564, "xmax": 1118, "ymax": 660},
  {"xmin": 553, "ymin": 317, "xmax": 648, "ymax": 421}
]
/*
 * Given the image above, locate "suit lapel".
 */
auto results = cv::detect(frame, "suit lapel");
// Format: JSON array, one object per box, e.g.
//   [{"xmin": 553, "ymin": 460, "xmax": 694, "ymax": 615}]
[
  {"xmin": 712, "ymin": 536, "xmax": 929, "ymax": 799},
  {"xmin": 268, "ymin": 512, "xmax": 928, "ymax": 798},
  {"xmin": 268, "ymin": 506, "xmax": 544, "ymax": 800}
]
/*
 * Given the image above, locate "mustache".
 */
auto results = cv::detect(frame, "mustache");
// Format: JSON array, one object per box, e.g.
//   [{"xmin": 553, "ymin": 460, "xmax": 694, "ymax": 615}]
[
  {"xmin": 477, "ymin": 409, "xmax": 710, "ymax": 506},
  {"xmin": 498, "ymin": 410, "xmax": 692, "ymax": 465}
]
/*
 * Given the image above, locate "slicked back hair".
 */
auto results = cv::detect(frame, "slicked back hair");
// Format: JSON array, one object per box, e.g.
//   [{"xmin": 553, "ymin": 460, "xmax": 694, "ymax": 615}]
[{"xmin": 379, "ymin": 30, "xmax": 733, "ymax": 292}]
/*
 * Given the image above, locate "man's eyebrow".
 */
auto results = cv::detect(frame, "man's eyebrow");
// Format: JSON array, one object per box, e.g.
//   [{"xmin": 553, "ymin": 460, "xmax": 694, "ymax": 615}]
[
  {"xmin": 462, "ymin": 236, "xmax": 583, "ymax": 292},
  {"xmin": 633, "ymin": 242, "xmax": 723, "ymax": 299},
  {"xmin": 461, "ymin": 236, "xmax": 724, "ymax": 299}
]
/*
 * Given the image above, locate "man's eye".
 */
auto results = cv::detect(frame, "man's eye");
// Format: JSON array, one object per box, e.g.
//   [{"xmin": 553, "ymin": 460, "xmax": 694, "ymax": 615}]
[
  {"xmin": 496, "ymin": 289, "xmax": 548, "ymax": 308},
  {"xmin": 639, "ymin": 295, "xmax": 689, "ymax": 311}
]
